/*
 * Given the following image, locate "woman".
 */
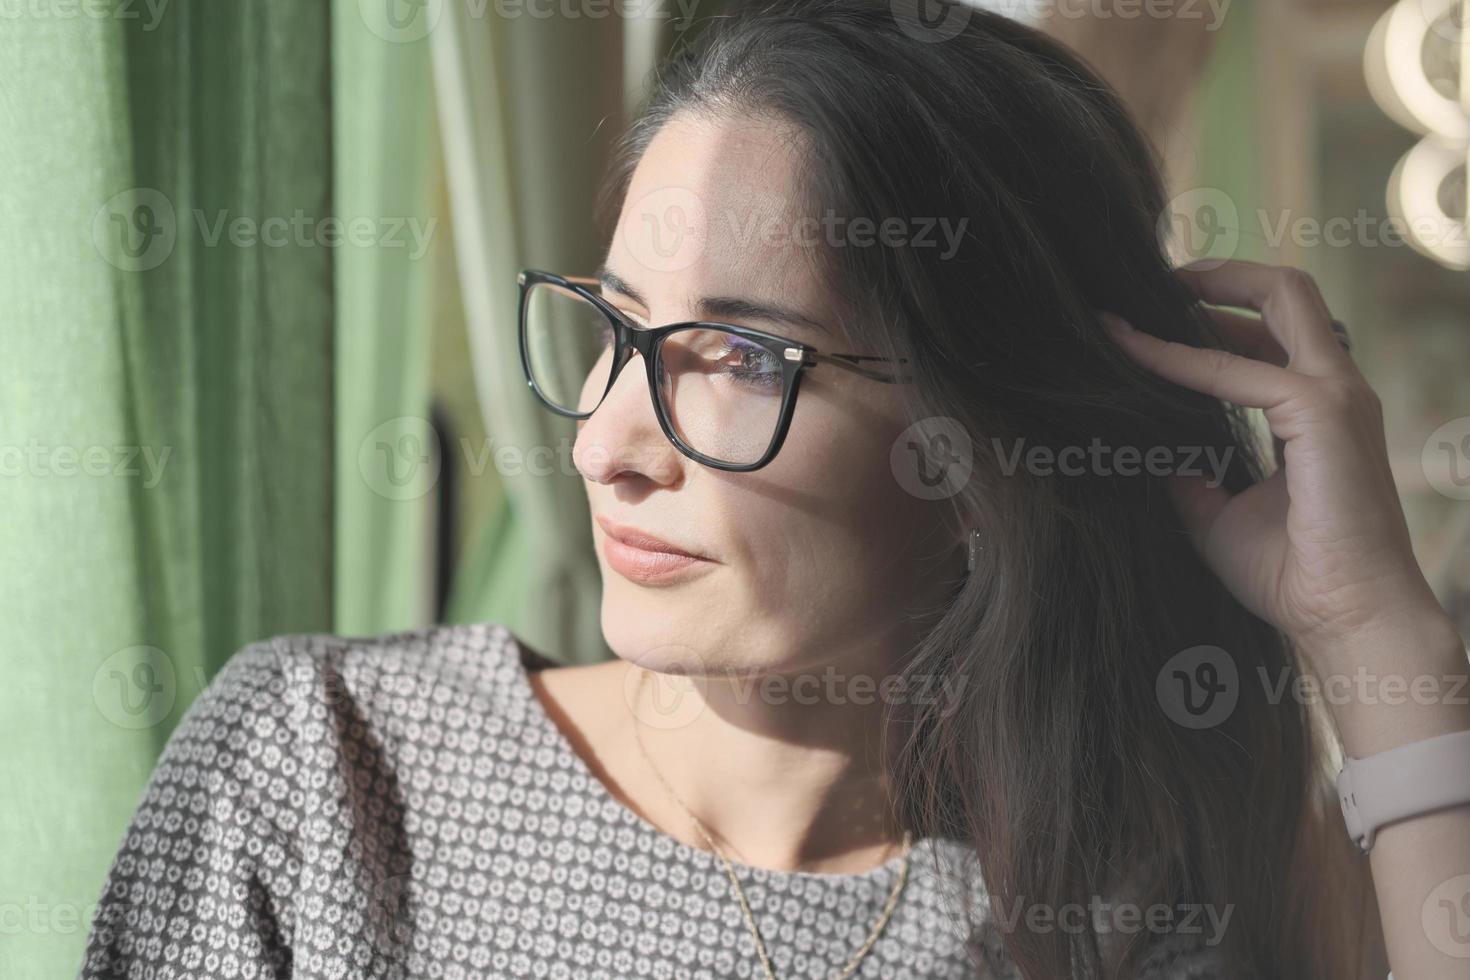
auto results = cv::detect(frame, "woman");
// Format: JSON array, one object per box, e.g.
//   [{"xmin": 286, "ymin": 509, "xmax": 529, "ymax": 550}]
[{"xmin": 81, "ymin": 2, "xmax": 1469, "ymax": 978}]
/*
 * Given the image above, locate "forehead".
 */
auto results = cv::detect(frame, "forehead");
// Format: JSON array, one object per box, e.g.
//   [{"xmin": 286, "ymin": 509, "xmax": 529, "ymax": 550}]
[{"xmin": 607, "ymin": 111, "xmax": 826, "ymax": 308}]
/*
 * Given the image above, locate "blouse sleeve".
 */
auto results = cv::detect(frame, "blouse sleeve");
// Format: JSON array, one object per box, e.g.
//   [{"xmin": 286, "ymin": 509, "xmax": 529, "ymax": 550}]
[{"xmin": 78, "ymin": 642, "xmax": 300, "ymax": 980}]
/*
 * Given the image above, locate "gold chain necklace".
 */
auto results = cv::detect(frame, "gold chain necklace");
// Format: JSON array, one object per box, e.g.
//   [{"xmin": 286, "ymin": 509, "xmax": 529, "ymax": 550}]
[{"xmin": 630, "ymin": 670, "xmax": 913, "ymax": 980}]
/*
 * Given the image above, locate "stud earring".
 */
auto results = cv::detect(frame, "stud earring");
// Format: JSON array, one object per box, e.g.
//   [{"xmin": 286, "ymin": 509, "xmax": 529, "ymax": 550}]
[{"xmin": 966, "ymin": 528, "xmax": 982, "ymax": 573}]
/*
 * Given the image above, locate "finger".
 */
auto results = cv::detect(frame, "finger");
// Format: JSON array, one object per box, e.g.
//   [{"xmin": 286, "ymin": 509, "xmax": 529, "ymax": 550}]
[
  {"xmin": 1102, "ymin": 313, "xmax": 1302, "ymax": 410},
  {"xmin": 1174, "ymin": 260, "xmax": 1349, "ymax": 377},
  {"xmin": 1188, "ymin": 470, "xmax": 1290, "ymax": 584},
  {"xmin": 1201, "ymin": 306, "xmax": 1288, "ymax": 368}
]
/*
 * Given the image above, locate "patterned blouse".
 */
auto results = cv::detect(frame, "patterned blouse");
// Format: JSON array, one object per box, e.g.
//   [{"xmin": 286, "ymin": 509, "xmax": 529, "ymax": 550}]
[{"xmin": 77, "ymin": 622, "xmax": 1223, "ymax": 979}]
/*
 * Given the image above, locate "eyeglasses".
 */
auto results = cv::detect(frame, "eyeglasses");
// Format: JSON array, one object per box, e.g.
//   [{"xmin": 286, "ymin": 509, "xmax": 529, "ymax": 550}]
[{"xmin": 517, "ymin": 269, "xmax": 914, "ymax": 471}]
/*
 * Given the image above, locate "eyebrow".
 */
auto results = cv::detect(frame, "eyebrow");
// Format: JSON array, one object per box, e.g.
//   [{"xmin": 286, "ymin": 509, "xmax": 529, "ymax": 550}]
[{"xmin": 595, "ymin": 263, "xmax": 830, "ymax": 336}]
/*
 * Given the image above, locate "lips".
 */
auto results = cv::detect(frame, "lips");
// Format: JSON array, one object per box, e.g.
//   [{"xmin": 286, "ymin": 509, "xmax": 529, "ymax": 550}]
[
  {"xmin": 594, "ymin": 515, "xmax": 716, "ymax": 585},
  {"xmin": 594, "ymin": 516, "xmax": 708, "ymax": 559}
]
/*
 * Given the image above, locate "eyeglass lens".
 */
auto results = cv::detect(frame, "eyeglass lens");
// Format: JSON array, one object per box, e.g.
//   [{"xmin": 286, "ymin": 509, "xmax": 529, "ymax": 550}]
[{"xmin": 522, "ymin": 281, "xmax": 788, "ymax": 466}]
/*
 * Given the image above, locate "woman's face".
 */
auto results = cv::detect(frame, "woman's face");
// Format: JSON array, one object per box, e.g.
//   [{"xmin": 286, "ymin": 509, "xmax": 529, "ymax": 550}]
[{"xmin": 575, "ymin": 111, "xmax": 961, "ymax": 680}]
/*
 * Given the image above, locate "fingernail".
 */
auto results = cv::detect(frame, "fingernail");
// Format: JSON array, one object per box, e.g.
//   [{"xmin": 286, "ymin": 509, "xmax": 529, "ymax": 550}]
[{"xmin": 1098, "ymin": 311, "xmax": 1134, "ymax": 334}]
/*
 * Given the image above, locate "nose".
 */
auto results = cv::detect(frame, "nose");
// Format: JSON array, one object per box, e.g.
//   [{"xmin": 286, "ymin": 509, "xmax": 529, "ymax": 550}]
[{"xmin": 572, "ymin": 347, "xmax": 684, "ymax": 487}]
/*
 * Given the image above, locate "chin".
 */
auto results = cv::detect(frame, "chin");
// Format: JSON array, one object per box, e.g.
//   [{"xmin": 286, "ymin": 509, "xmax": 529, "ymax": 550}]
[
  {"xmin": 601, "ymin": 591, "xmax": 804, "ymax": 683},
  {"xmin": 600, "ymin": 593, "xmax": 712, "ymax": 676}
]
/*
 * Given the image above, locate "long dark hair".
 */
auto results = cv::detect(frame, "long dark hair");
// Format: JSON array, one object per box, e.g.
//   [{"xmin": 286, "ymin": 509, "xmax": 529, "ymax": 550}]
[{"xmin": 598, "ymin": 2, "xmax": 1376, "ymax": 977}]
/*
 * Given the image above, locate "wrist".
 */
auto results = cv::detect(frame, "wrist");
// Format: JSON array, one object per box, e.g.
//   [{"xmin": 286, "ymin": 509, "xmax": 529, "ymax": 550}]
[
  {"xmin": 1292, "ymin": 596, "xmax": 1459, "ymax": 670},
  {"xmin": 1296, "ymin": 609, "xmax": 1469, "ymax": 758}
]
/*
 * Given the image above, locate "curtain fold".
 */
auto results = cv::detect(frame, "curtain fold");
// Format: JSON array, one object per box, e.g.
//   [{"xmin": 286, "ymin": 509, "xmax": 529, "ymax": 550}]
[
  {"xmin": 331, "ymin": 0, "xmax": 441, "ymax": 636},
  {"xmin": 0, "ymin": 3, "xmax": 333, "ymax": 977},
  {"xmin": 428, "ymin": 4, "xmax": 630, "ymax": 664}
]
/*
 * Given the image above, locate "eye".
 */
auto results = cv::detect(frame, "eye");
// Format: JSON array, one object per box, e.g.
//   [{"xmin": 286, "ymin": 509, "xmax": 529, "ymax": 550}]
[{"xmin": 714, "ymin": 336, "xmax": 784, "ymax": 390}]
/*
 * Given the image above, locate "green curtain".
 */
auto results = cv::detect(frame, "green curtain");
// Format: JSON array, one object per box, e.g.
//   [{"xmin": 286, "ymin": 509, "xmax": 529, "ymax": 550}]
[
  {"xmin": 0, "ymin": 3, "xmax": 333, "ymax": 977},
  {"xmin": 331, "ymin": 0, "xmax": 441, "ymax": 636}
]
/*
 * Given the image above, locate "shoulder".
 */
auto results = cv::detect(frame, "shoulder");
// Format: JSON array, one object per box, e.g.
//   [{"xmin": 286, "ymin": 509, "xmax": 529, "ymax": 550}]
[
  {"xmin": 85, "ymin": 624, "xmax": 548, "ymax": 976},
  {"xmin": 111, "ymin": 622, "xmax": 555, "ymax": 877},
  {"xmin": 157, "ymin": 622, "xmax": 552, "ymax": 806},
  {"xmin": 197, "ymin": 620, "xmax": 548, "ymax": 730},
  {"xmin": 217, "ymin": 619, "xmax": 541, "ymax": 684}
]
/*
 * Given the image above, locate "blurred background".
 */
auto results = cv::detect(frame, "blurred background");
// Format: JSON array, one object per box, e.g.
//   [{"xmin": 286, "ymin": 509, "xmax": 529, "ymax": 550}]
[{"xmin": 1, "ymin": 0, "xmax": 1466, "ymax": 975}]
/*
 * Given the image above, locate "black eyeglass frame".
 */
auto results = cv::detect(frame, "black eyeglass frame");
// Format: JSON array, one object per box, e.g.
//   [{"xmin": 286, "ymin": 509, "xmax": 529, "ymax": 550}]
[{"xmin": 517, "ymin": 268, "xmax": 913, "ymax": 472}]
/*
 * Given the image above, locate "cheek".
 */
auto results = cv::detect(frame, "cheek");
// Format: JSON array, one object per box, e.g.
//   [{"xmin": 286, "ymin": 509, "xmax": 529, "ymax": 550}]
[{"xmin": 743, "ymin": 392, "xmax": 937, "ymax": 581}]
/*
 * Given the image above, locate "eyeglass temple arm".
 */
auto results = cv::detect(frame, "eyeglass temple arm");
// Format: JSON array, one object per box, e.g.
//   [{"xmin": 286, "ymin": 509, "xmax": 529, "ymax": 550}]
[{"xmin": 804, "ymin": 351, "xmax": 914, "ymax": 384}]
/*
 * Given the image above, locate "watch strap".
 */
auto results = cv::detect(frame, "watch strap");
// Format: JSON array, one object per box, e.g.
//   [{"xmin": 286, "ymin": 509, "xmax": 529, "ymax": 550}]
[{"xmin": 1337, "ymin": 728, "xmax": 1470, "ymax": 853}]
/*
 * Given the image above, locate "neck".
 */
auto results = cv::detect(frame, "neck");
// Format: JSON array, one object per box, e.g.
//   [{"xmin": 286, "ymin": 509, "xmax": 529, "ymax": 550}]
[{"xmin": 626, "ymin": 651, "xmax": 909, "ymax": 874}]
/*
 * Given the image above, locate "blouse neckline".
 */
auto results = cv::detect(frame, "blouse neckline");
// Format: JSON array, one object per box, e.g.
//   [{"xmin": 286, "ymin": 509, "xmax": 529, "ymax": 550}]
[{"xmin": 505, "ymin": 636, "xmax": 932, "ymax": 887}]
